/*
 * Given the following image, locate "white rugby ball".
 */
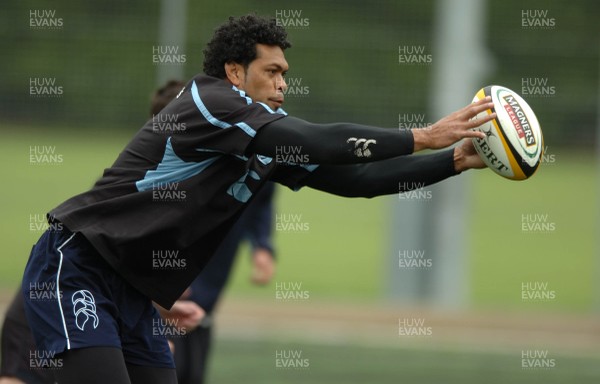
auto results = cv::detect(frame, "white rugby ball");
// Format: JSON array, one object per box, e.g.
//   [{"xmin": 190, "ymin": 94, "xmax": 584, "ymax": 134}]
[{"xmin": 471, "ymin": 85, "xmax": 543, "ymax": 180}]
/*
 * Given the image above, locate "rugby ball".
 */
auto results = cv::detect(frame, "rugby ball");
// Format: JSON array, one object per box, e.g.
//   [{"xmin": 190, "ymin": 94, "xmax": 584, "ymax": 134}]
[{"xmin": 471, "ymin": 85, "xmax": 543, "ymax": 180}]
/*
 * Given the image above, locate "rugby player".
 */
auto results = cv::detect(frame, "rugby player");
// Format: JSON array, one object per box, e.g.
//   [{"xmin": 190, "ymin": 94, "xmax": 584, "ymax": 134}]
[{"xmin": 21, "ymin": 14, "xmax": 494, "ymax": 384}]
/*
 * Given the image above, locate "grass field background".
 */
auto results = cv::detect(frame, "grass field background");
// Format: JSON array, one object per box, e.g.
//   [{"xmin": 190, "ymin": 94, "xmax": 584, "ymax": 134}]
[
  {"xmin": 0, "ymin": 126, "xmax": 598, "ymax": 383},
  {"xmin": 0, "ymin": 126, "xmax": 597, "ymax": 311},
  {"xmin": 206, "ymin": 338, "xmax": 600, "ymax": 384}
]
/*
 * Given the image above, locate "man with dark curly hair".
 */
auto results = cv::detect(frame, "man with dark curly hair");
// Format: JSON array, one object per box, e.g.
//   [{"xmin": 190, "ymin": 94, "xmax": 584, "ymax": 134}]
[{"xmin": 21, "ymin": 14, "xmax": 495, "ymax": 384}]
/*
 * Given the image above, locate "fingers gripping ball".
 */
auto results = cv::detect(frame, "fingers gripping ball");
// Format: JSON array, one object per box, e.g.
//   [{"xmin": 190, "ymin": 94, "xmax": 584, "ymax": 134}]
[{"xmin": 471, "ymin": 85, "xmax": 544, "ymax": 180}]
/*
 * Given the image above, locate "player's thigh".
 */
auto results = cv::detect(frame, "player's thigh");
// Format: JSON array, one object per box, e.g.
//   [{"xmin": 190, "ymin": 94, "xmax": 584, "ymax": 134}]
[
  {"xmin": 22, "ymin": 230, "xmax": 122, "ymax": 355},
  {"xmin": 126, "ymin": 364, "xmax": 177, "ymax": 384},
  {"xmin": 49, "ymin": 347, "xmax": 177, "ymax": 384},
  {"xmin": 118, "ymin": 292, "xmax": 174, "ymax": 369},
  {"xmin": 53, "ymin": 347, "xmax": 130, "ymax": 384}
]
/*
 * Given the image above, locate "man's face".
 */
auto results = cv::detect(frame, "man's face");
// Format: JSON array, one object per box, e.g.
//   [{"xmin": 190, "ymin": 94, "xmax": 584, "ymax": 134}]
[{"xmin": 237, "ymin": 44, "xmax": 289, "ymax": 110}]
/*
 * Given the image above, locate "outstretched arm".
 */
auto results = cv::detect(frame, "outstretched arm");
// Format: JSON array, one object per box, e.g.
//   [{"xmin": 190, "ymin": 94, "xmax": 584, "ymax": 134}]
[
  {"xmin": 302, "ymin": 149, "xmax": 458, "ymax": 198},
  {"xmin": 247, "ymin": 97, "xmax": 495, "ymax": 164}
]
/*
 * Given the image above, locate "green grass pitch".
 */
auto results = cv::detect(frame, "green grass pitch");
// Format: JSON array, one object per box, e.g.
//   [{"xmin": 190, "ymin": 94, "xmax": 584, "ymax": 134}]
[
  {"xmin": 0, "ymin": 126, "xmax": 595, "ymax": 312},
  {"xmin": 1, "ymin": 125, "xmax": 597, "ymax": 383}
]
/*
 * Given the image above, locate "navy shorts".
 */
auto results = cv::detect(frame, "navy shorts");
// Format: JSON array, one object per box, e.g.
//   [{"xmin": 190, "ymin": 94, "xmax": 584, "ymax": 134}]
[{"xmin": 21, "ymin": 227, "xmax": 174, "ymax": 368}]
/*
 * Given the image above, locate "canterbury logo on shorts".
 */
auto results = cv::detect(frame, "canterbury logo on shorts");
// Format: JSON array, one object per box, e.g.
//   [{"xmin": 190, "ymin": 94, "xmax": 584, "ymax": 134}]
[{"xmin": 72, "ymin": 290, "xmax": 99, "ymax": 331}]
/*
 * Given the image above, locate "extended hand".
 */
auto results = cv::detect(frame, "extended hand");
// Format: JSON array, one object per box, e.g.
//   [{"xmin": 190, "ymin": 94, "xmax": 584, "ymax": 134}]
[
  {"xmin": 453, "ymin": 139, "xmax": 486, "ymax": 172},
  {"xmin": 251, "ymin": 248, "xmax": 275, "ymax": 285},
  {"xmin": 412, "ymin": 96, "xmax": 495, "ymax": 151},
  {"xmin": 156, "ymin": 300, "xmax": 205, "ymax": 331}
]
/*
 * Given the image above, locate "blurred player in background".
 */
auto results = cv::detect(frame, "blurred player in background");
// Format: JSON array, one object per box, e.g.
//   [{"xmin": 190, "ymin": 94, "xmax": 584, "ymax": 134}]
[
  {"xmin": 20, "ymin": 14, "xmax": 493, "ymax": 384},
  {"xmin": 1, "ymin": 80, "xmax": 277, "ymax": 384}
]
